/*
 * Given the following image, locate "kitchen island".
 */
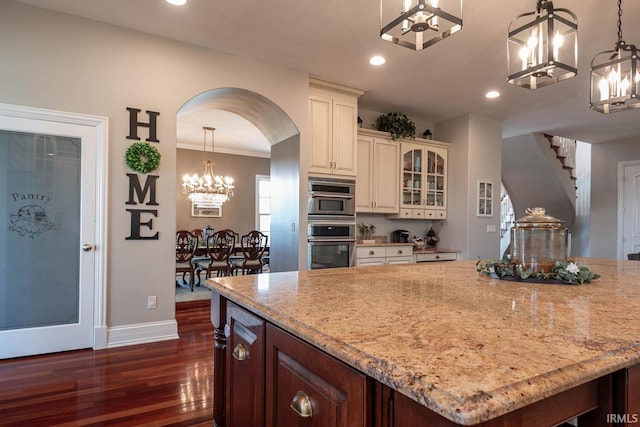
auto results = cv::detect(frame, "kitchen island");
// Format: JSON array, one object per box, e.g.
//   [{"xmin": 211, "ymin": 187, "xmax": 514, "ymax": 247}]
[{"xmin": 205, "ymin": 259, "xmax": 640, "ymax": 426}]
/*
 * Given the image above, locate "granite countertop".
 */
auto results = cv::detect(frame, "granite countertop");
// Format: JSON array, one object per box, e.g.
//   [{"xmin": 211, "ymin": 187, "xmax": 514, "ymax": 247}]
[{"xmin": 205, "ymin": 258, "xmax": 640, "ymax": 425}]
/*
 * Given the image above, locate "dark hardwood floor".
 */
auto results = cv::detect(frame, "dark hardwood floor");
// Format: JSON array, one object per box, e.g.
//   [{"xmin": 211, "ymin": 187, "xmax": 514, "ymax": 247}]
[{"xmin": 0, "ymin": 301, "xmax": 214, "ymax": 426}]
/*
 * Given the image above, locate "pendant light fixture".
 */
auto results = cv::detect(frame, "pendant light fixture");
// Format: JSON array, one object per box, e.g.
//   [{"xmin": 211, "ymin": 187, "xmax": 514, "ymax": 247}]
[
  {"xmin": 380, "ymin": 0, "xmax": 462, "ymax": 51},
  {"xmin": 507, "ymin": 0, "xmax": 578, "ymax": 89},
  {"xmin": 182, "ymin": 126, "xmax": 234, "ymax": 208},
  {"xmin": 590, "ymin": 0, "xmax": 639, "ymax": 114}
]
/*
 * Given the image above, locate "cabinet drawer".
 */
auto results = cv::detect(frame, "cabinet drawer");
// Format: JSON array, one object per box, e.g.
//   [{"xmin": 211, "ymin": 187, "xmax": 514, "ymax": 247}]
[
  {"xmin": 356, "ymin": 258, "xmax": 386, "ymax": 267},
  {"xmin": 385, "ymin": 246, "xmax": 413, "ymax": 258},
  {"xmin": 266, "ymin": 324, "xmax": 369, "ymax": 426},
  {"xmin": 356, "ymin": 246, "xmax": 385, "ymax": 258},
  {"xmin": 226, "ymin": 302, "xmax": 266, "ymax": 427},
  {"xmin": 387, "ymin": 257, "xmax": 413, "ymax": 265},
  {"xmin": 415, "ymin": 252, "xmax": 457, "ymax": 262},
  {"xmin": 398, "ymin": 208, "xmax": 414, "ymax": 218}
]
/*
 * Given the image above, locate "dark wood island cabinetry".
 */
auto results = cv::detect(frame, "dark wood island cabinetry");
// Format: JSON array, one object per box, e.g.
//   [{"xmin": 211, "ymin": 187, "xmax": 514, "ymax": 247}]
[{"xmin": 207, "ymin": 260, "xmax": 640, "ymax": 426}]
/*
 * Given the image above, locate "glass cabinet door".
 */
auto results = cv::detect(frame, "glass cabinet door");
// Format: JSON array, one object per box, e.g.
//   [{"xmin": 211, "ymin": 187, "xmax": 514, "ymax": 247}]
[
  {"xmin": 402, "ymin": 148, "xmax": 423, "ymax": 208},
  {"xmin": 425, "ymin": 148, "xmax": 446, "ymax": 209}
]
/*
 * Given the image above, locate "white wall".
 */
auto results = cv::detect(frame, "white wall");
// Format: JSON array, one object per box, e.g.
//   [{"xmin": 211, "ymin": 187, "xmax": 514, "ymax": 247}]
[
  {"xmin": 467, "ymin": 115, "xmax": 502, "ymax": 259},
  {"xmin": 0, "ymin": 1, "xmax": 309, "ymax": 331},
  {"xmin": 590, "ymin": 137, "xmax": 640, "ymax": 258},
  {"xmin": 435, "ymin": 114, "xmax": 502, "ymax": 260}
]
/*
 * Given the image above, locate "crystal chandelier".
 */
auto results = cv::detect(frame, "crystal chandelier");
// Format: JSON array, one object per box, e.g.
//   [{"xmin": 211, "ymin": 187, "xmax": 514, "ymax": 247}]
[
  {"xmin": 380, "ymin": 0, "xmax": 462, "ymax": 51},
  {"xmin": 182, "ymin": 126, "xmax": 234, "ymax": 208},
  {"xmin": 590, "ymin": 0, "xmax": 639, "ymax": 114},
  {"xmin": 507, "ymin": 0, "xmax": 578, "ymax": 89}
]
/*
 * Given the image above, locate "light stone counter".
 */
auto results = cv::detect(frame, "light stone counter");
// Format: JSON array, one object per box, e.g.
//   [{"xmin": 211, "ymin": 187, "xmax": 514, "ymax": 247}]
[{"xmin": 206, "ymin": 258, "xmax": 640, "ymax": 424}]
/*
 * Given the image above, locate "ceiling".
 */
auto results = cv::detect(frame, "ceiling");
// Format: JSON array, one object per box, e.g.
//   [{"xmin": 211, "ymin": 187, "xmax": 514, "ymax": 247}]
[{"xmin": 16, "ymin": 0, "xmax": 640, "ymax": 154}]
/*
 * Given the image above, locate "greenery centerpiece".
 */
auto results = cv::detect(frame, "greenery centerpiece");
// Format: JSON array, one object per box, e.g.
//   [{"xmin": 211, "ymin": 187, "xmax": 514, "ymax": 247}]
[
  {"xmin": 374, "ymin": 112, "xmax": 416, "ymax": 140},
  {"xmin": 476, "ymin": 256, "xmax": 600, "ymax": 285}
]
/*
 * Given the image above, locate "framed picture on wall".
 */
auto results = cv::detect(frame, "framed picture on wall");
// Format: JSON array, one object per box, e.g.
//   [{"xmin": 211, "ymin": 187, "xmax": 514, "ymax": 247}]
[
  {"xmin": 477, "ymin": 181, "xmax": 493, "ymax": 217},
  {"xmin": 191, "ymin": 202, "xmax": 222, "ymax": 218}
]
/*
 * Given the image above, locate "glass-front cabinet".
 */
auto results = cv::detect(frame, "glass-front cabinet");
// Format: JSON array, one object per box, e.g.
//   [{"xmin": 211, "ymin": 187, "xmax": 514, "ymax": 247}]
[{"xmin": 397, "ymin": 141, "xmax": 447, "ymax": 219}]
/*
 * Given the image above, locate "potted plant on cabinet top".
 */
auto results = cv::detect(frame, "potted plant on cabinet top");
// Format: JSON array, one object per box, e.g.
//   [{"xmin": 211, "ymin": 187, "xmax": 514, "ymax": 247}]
[{"xmin": 374, "ymin": 112, "xmax": 416, "ymax": 141}]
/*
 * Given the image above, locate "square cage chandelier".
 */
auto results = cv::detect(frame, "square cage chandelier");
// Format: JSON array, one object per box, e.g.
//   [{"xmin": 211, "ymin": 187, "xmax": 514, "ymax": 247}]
[
  {"xmin": 380, "ymin": 0, "xmax": 462, "ymax": 51},
  {"xmin": 507, "ymin": 0, "xmax": 578, "ymax": 89},
  {"xmin": 589, "ymin": 0, "xmax": 639, "ymax": 114}
]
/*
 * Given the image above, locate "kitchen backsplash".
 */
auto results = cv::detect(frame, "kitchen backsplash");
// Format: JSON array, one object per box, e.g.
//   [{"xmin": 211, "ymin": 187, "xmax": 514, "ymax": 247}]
[{"xmin": 356, "ymin": 213, "xmax": 444, "ymax": 242}]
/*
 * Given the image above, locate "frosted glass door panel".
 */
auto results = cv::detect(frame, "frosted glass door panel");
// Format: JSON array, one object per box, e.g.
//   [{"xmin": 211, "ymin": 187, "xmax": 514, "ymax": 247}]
[{"xmin": 0, "ymin": 130, "xmax": 81, "ymax": 330}]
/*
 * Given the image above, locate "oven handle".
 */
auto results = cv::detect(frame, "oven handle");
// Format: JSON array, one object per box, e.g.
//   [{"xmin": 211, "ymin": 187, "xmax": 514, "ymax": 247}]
[{"xmin": 309, "ymin": 192, "xmax": 353, "ymax": 200}]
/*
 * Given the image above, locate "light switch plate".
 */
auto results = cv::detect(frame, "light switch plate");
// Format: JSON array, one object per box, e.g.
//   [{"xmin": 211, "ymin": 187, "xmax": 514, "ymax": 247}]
[{"xmin": 487, "ymin": 224, "xmax": 497, "ymax": 233}]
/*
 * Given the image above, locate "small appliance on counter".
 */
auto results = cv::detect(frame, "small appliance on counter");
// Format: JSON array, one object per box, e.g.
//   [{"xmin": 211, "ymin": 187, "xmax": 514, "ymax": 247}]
[
  {"xmin": 426, "ymin": 227, "xmax": 439, "ymax": 248},
  {"xmin": 390, "ymin": 229, "xmax": 410, "ymax": 243}
]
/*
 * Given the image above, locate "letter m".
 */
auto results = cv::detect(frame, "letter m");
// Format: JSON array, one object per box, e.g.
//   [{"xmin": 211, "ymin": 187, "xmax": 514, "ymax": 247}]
[{"xmin": 126, "ymin": 173, "xmax": 159, "ymax": 206}]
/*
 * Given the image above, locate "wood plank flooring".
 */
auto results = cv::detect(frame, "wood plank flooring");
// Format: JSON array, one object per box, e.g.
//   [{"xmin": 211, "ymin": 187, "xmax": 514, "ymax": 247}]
[{"xmin": 0, "ymin": 301, "xmax": 214, "ymax": 426}]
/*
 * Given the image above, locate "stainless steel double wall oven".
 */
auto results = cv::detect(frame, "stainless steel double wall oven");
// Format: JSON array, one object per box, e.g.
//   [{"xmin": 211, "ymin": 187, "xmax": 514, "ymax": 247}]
[{"xmin": 307, "ymin": 177, "xmax": 356, "ymax": 269}]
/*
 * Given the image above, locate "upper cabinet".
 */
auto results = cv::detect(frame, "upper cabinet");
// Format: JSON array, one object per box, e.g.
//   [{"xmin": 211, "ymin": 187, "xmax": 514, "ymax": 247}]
[
  {"xmin": 308, "ymin": 78, "xmax": 364, "ymax": 178},
  {"xmin": 391, "ymin": 140, "xmax": 448, "ymax": 220},
  {"xmin": 356, "ymin": 131, "xmax": 399, "ymax": 214}
]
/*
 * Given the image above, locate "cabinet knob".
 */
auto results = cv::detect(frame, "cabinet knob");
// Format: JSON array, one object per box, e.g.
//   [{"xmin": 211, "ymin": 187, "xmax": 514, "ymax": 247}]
[
  {"xmin": 397, "ymin": 249, "xmax": 403, "ymax": 254},
  {"xmin": 369, "ymin": 250, "xmax": 375, "ymax": 255},
  {"xmin": 232, "ymin": 343, "xmax": 250, "ymax": 361},
  {"xmin": 290, "ymin": 391, "xmax": 313, "ymax": 418},
  {"xmin": 435, "ymin": 255, "xmax": 440, "ymax": 260}
]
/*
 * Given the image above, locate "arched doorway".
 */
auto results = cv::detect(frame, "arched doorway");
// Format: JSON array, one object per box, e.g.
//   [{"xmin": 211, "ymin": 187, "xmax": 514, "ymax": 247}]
[{"xmin": 175, "ymin": 88, "xmax": 302, "ymax": 278}]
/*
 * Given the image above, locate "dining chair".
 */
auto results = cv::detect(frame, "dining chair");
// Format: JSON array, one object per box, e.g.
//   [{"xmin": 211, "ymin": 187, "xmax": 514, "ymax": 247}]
[
  {"xmin": 232, "ymin": 230, "xmax": 269, "ymax": 275},
  {"xmin": 176, "ymin": 230, "xmax": 198, "ymax": 291},
  {"xmin": 190, "ymin": 228, "xmax": 203, "ymax": 240},
  {"xmin": 196, "ymin": 229, "xmax": 237, "ymax": 279}
]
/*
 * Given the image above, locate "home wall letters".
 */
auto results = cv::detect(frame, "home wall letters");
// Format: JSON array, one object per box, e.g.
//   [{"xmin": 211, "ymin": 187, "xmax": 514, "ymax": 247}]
[{"xmin": 125, "ymin": 107, "xmax": 160, "ymax": 240}]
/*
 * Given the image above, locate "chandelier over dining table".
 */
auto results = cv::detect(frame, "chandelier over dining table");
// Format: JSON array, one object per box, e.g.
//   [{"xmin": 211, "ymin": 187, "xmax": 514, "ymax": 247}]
[{"xmin": 182, "ymin": 126, "xmax": 234, "ymax": 208}]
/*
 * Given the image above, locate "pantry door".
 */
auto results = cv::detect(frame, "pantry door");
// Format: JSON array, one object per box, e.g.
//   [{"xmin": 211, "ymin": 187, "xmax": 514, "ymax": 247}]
[{"xmin": 0, "ymin": 104, "xmax": 106, "ymax": 359}]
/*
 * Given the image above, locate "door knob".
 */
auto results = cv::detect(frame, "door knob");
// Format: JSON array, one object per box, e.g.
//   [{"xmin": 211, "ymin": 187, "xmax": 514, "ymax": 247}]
[{"xmin": 82, "ymin": 244, "xmax": 93, "ymax": 252}]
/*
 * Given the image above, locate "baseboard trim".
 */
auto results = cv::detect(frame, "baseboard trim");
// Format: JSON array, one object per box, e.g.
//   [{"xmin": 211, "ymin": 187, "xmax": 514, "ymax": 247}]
[{"xmin": 107, "ymin": 320, "xmax": 179, "ymax": 348}]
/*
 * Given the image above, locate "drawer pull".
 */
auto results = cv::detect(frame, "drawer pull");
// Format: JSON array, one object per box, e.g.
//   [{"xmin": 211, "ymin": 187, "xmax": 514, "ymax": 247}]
[
  {"xmin": 290, "ymin": 391, "xmax": 313, "ymax": 418},
  {"xmin": 369, "ymin": 250, "xmax": 375, "ymax": 255},
  {"xmin": 435, "ymin": 255, "xmax": 440, "ymax": 260},
  {"xmin": 397, "ymin": 249, "xmax": 403, "ymax": 254},
  {"xmin": 232, "ymin": 343, "xmax": 249, "ymax": 361}
]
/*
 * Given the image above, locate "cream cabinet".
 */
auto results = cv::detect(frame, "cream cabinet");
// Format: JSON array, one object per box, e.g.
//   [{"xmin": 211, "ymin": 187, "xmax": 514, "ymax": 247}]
[
  {"xmin": 356, "ymin": 134, "xmax": 399, "ymax": 213},
  {"xmin": 308, "ymin": 78, "xmax": 364, "ymax": 178},
  {"xmin": 355, "ymin": 245, "xmax": 413, "ymax": 266},
  {"xmin": 389, "ymin": 141, "xmax": 448, "ymax": 220}
]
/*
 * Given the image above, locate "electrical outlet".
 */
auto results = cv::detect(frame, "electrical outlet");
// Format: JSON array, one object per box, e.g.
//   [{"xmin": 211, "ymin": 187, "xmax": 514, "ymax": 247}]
[{"xmin": 147, "ymin": 296, "xmax": 157, "ymax": 309}]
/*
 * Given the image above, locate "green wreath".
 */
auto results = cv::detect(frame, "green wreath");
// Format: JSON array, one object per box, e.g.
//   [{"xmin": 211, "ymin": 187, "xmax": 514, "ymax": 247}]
[{"xmin": 125, "ymin": 142, "xmax": 161, "ymax": 174}]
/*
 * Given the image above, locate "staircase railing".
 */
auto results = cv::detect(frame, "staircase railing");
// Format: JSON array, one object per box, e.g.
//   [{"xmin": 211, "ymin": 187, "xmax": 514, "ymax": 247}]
[{"xmin": 545, "ymin": 134, "xmax": 577, "ymax": 187}]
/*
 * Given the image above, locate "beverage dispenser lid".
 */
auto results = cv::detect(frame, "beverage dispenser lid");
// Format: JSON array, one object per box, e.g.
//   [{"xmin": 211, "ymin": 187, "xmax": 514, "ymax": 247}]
[{"xmin": 514, "ymin": 207, "xmax": 565, "ymax": 229}]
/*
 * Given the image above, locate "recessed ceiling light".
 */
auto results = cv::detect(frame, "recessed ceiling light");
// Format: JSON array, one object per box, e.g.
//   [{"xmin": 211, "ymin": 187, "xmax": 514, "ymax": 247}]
[
  {"xmin": 166, "ymin": 0, "xmax": 187, "ymax": 5},
  {"xmin": 369, "ymin": 56, "xmax": 386, "ymax": 66},
  {"xmin": 485, "ymin": 90, "xmax": 500, "ymax": 99}
]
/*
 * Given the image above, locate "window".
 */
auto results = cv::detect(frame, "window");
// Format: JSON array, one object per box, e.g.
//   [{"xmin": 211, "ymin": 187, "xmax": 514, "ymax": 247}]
[{"xmin": 256, "ymin": 175, "xmax": 270, "ymax": 238}]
